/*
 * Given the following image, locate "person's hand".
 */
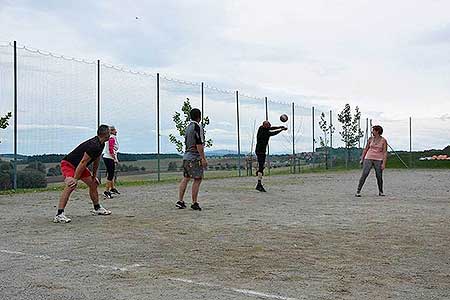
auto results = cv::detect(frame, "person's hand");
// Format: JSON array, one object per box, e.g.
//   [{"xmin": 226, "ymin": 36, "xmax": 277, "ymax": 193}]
[
  {"xmin": 282, "ymin": 126, "xmax": 288, "ymax": 131},
  {"xmin": 114, "ymin": 158, "xmax": 119, "ymax": 164},
  {"xmin": 359, "ymin": 159, "xmax": 363, "ymax": 165},
  {"xmin": 65, "ymin": 177, "xmax": 78, "ymax": 188},
  {"xmin": 381, "ymin": 164, "xmax": 386, "ymax": 171},
  {"xmin": 201, "ymin": 158, "xmax": 208, "ymax": 168}
]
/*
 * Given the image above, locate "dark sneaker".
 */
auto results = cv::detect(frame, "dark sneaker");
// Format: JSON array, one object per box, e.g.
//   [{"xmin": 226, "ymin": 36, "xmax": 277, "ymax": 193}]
[
  {"xmin": 355, "ymin": 192, "xmax": 361, "ymax": 197},
  {"xmin": 378, "ymin": 192, "xmax": 385, "ymax": 197},
  {"xmin": 256, "ymin": 184, "xmax": 267, "ymax": 192},
  {"xmin": 176, "ymin": 201, "xmax": 186, "ymax": 209},
  {"xmin": 103, "ymin": 191, "xmax": 113, "ymax": 199},
  {"xmin": 110, "ymin": 188, "xmax": 120, "ymax": 195},
  {"xmin": 191, "ymin": 202, "xmax": 202, "ymax": 211}
]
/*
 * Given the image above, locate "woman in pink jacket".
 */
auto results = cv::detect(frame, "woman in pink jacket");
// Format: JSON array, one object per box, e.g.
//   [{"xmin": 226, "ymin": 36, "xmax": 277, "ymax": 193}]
[
  {"xmin": 103, "ymin": 126, "xmax": 120, "ymax": 198},
  {"xmin": 356, "ymin": 125, "xmax": 388, "ymax": 197}
]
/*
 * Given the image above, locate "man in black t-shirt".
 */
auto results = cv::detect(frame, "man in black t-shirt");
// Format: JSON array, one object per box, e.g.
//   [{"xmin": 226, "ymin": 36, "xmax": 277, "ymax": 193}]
[
  {"xmin": 255, "ymin": 121, "xmax": 287, "ymax": 192},
  {"xmin": 53, "ymin": 125, "xmax": 112, "ymax": 223}
]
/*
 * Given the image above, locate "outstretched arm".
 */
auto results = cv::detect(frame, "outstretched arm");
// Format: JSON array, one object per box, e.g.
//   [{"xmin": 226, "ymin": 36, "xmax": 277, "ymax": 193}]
[{"xmin": 269, "ymin": 126, "xmax": 287, "ymax": 136}]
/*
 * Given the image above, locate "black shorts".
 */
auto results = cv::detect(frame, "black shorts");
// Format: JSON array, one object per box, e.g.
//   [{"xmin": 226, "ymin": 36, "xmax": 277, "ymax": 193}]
[
  {"xmin": 256, "ymin": 153, "xmax": 266, "ymax": 175},
  {"xmin": 103, "ymin": 157, "xmax": 115, "ymax": 181}
]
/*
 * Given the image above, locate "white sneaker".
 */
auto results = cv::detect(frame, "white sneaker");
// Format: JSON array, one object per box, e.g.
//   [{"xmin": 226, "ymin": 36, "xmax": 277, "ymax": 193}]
[
  {"xmin": 53, "ymin": 213, "xmax": 71, "ymax": 223},
  {"xmin": 92, "ymin": 205, "xmax": 112, "ymax": 215}
]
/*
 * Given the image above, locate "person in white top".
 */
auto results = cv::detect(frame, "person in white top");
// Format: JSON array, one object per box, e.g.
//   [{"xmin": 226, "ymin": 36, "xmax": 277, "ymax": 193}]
[{"xmin": 103, "ymin": 125, "xmax": 120, "ymax": 198}]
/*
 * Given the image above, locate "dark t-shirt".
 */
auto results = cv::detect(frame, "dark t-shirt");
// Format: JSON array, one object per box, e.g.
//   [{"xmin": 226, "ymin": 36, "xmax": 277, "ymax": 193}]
[
  {"xmin": 255, "ymin": 126, "xmax": 283, "ymax": 154},
  {"xmin": 183, "ymin": 121, "xmax": 204, "ymax": 160},
  {"xmin": 63, "ymin": 136, "xmax": 105, "ymax": 167}
]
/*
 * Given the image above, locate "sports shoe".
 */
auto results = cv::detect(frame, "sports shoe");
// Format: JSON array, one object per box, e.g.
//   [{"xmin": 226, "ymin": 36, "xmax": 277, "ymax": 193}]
[
  {"xmin": 256, "ymin": 184, "xmax": 267, "ymax": 192},
  {"xmin": 176, "ymin": 201, "xmax": 187, "ymax": 209},
  {"xmin": 92, "ymin": 205, "xmax": 112, "ymax": 215},
  {"xmin": 355, "ymin": 192, "xmax": 361, "ymax": 197},
  {"xmin": 103, "ymin": 191, "xmax": 113, "ymax": 199},
  {"xmin": 378, "ymin": 192, "xmax": 385, "ymax": 197},
  {"xmin": 53, "ymin": 213, "xmax": 71, "ymax": 223},
  {"xmin": 191, "ymin": 202, "xmax": 202, "ymax": 211},
  {"xmin": 110, "ymin": 188, "xmax": 120, "ymax": 195}
]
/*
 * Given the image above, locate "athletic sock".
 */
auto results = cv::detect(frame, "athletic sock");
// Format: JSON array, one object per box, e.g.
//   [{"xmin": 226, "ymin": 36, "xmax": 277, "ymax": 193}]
[
  {"xmin": 57, "ymin": 209, "xmax": 64, "ymax": 216},
  {"xmin": 94, "ymin": 204, "xmax": 101, "ymax": 210}
]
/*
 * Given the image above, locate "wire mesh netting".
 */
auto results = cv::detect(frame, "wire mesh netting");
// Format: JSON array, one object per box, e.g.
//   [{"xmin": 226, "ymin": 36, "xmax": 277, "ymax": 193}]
[
  {"xmin": 1, "ymin": 41, "xmax": 449, "ymax": 190},
  {"xmin": 0, "ymin": 44, "xmax": 13, "ymax": 158}
]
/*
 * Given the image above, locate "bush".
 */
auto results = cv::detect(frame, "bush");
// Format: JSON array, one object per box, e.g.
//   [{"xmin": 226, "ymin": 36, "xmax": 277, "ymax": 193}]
[
  {"xmin": 24, "ymin": 161, "xmax": 46, "ymax": 173},
  {"xmin": 0, "ymin": 172, "xmax": 12, "ymax": 190},
  {"xmin": 47, "ymin": 164, "xmax": 62, "ymax": 176},
  {"xmin": 17, "ymin": 169, "xmax": 47, "ymax": 189}
]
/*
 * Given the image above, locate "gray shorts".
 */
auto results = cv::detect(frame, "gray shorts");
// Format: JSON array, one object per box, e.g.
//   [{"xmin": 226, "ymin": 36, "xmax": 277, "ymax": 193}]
[{"xmin": 183, "ymin": 159, "xmax": 203, "ymax": 179}]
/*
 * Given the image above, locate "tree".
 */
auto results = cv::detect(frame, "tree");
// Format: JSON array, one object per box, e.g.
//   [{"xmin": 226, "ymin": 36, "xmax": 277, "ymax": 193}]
[
  {"xmin": 0, "ymin": 112, "xmax": 12, "ymax": 144},
  {"xmin": 168, "ymin": 98, "xmax": 213, "ymax": 153},
  {"xmin": 337, "ymin": 104, "xmax": 363, "ymax": 168},
  {"xmin": 319, "ymin": 112, "xmax": 335, "ymax": 169}
]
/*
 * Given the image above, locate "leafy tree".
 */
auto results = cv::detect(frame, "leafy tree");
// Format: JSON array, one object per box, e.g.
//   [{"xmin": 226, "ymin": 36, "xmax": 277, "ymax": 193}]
[
  {"xmin": 0, "ymin": 112, "xmax": 12, "ymax": 144},
  {"xmin": 168, "ymin": 98, "xmax": 213, "ymax": 154},
  {"xmin": 319, "ymin": 112, "xmax": 335, "ymax": 169},
  {"xmin": 338, "ymin": 104, "xmax": 363, "ymax": 167}
]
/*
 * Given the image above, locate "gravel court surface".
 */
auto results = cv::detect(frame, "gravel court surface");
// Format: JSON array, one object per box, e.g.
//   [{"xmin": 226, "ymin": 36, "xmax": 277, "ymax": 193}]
[{"xmin": 0, "ymin": 169, "xmax": 449, "ymax": 300}]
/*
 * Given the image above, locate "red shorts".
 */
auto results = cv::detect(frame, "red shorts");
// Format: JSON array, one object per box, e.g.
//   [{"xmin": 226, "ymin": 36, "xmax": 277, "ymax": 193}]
[{"xmin": 61, "ymin": 160, "xmax": 91, "ymax": 179}]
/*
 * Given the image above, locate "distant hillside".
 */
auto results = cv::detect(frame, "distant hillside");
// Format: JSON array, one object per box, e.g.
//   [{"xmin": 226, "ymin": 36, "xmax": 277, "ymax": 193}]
[
  {"xmin": 0, "ymin": 153, "xmax": 182, "ymax": 164},
  {"xmin": 206, "ymin": 149, "xmax": 238, "ymax": 157}
]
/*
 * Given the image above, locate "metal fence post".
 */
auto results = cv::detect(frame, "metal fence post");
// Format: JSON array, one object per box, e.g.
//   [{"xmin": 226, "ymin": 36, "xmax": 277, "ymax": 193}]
[
  {"xmin": 156, "ymin": 73, "xmax": 160, "ymax": 181},
  {"xmin": 13, "ymin": 41, "xmax": 18, "ymax": 190},
  {"xmin": 97, "ymin": 60, "xmax": 100, "ymax": 128},
  {"xmin": 292, "ymin": 102, "xmax": 295, "ymax": 174},
  {"xmin": 236, "ymin": 91, "xmax": 241, "ymax": 177},
  {"xmin": 409, "ymin": 117, "xmax": 412, "ymax": 168},
  {"xmin": 201, "ymin": 82, "xmax": 204, "ymax": 126}
]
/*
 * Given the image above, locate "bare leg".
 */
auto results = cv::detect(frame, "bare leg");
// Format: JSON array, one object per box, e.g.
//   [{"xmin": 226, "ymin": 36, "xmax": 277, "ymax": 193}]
[
  {"xmin": 58, "ymin": 185, "xmax": 76, "ymax": 210},
  {"xmin": 81, "ymin": 176, "xmax": 100, "ymax": 206},
  {"xmin": 191, "ymin": 178, "xmax": 202, "ymax": 203},
  {"xmin": 179, "ymin": 177, "xmax": 190, "ymax": 202}
]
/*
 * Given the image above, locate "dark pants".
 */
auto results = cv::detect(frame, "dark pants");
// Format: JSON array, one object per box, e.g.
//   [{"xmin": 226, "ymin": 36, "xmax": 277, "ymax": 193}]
[
  {"xmin": 256, "ymin": 153, "xmax": 266, "ymax": 175},
  {"xmin": 103, "ymin": 157, "xmax": 115, "ymax": 181},
  {"xmin": 357, "ymin": 159, "xmax": 383, "ymax": 193}
]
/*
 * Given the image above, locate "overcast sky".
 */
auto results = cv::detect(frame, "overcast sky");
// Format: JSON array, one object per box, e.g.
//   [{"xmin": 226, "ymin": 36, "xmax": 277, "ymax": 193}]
[{"xmin": 1, "ymin": 0, "xmax": 449, "ymax": 153}]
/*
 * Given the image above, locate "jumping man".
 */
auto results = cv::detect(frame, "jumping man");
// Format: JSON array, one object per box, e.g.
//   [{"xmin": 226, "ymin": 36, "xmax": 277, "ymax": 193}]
[
  {"xmin": 53, "ymin": 125, "xmax": 112, "ymax": 223},
  {"xmin": 255, "ymin": 121, "xmax": 287, "ymax": 192}
]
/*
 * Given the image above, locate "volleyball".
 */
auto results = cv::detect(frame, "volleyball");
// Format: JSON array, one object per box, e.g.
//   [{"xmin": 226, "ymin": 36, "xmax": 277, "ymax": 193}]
[{"xmin": 280, "ymin": 114, "xmax": 288, "ymax": 122}]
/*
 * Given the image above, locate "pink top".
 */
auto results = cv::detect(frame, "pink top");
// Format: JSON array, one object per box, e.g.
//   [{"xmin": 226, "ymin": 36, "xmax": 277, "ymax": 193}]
[{"xmin": 364, "ymin": 137, "xmax": 386, "ymax": 161}]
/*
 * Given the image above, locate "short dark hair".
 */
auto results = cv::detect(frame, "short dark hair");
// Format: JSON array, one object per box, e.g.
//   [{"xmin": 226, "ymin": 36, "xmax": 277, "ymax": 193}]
[
  {"xmin": 97, "ymin": 124, "xmax": 110, "ymax": 136},
  {"xmin": 190, "ymin": 108, "xmax": 201, "ymax": 121},
  {"xmin": 372, "ymin": 125, "xmax": 383, "ymax": 135}
]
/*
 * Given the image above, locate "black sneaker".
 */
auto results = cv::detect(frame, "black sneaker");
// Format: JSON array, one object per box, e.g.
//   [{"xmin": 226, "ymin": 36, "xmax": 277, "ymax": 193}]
[
  {"xmin": 176, "ymin": 201, "xmax": 186, "ymax": 209},
  {"xmin": 256, "ymin": 184, "xmax": 267, "ymax": 192},
  {"xmin": 110, "ymin": 188, "xmax": 120, "ymax": 195},
  {"xmin": 191, "ymin": 202, "xmax": 202, "ymax": 211},
  {"xmin": 103, "ymin": 191, "xmax": 113, "ymax": 199},
  {"xmin": 355, "ymin": 192, "xmax": 361, "ymax": 197},
  {"xmin": 378, "ymin": 192, "xmax": 385, "ymax": 197}
]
